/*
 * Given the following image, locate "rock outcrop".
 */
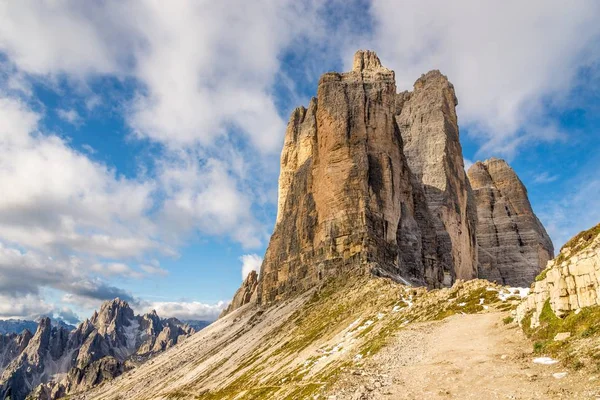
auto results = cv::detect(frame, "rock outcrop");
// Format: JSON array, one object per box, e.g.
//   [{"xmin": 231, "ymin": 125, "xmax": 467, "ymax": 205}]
[
  {"xmin": 468, "ymin": 158, "xmax": 554, "ymax": 286},
  {"xmin": 251, "ymin": 50, "xmax": 477, "ymax": 308},
  {"xmin": 221, "ymin": 271, "xmax": 259, "ymax": 316},
  {"xmin": 0, "ymin": 299, "xmax": 195, "ymax": 400},
  {"xmin": 517, "ymin": 223, "xmax": 600, "ymax": 328},
  {"xmin": 396, "ymin": 70, "xmax": 478, "ymax": 283}
]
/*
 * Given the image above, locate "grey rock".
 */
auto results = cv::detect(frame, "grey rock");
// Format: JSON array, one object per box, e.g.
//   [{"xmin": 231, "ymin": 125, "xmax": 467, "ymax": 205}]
[
  {"xmin": 396, "ymin": 70, "xmax": 478, "ymax": 283},
  {"xmin": 468, "ymin": 158, "xmax": 554, "ymax": 286},
  {"xmin": 0, "ymin": 299, "xmax": 195, "ymax": 400}
]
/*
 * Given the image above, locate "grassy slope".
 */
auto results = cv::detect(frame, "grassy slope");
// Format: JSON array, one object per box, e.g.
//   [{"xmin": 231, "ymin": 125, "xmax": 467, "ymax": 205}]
[{"xmin": 165, "ymin": 274, "xmax": 521, "ymax": 400}]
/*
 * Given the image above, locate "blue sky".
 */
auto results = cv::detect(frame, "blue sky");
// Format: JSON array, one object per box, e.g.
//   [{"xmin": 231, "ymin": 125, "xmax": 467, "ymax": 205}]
[{"xmin": 0, "ymin": 1, "xmax": 599, "ymax": 322}]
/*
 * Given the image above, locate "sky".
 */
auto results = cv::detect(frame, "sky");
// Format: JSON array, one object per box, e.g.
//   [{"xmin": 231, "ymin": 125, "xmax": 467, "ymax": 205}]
[{"xmin": 0, "ymin": 1, "xmax": 599, "ymax": 323}]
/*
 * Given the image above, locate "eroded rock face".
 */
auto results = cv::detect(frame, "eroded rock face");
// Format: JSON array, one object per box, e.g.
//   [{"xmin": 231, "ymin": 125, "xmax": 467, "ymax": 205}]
[
  {"xmin": 517, "ymin": 223, "xmax": 600, "ymax": 328},
  {"xmin": 468, "ymin": 158, "xmax": 554, "ymax": 286},
  {"xmin": 396, "ymin": 70, "xmax": 478, "ymax": 283},
  {"xmin": 0, "ymin": 299, "xmax": 195, "ymax": 400},
  {"xmin": 221, "ymin": 271, "xmax": 259, "ymax": 316},
  {"xmin": 254, "ymin": 51, "xmax": 476, "ymax": 307}
]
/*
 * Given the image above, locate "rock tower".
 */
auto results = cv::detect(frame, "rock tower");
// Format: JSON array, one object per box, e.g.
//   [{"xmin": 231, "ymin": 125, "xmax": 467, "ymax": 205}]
[
  {"xmin": 228, "ymin": 50, "xmax": 478, "ymax": 311},
  {"xmin": 467, "ymin": 158, "xmax": 554, "ymax": 286}
]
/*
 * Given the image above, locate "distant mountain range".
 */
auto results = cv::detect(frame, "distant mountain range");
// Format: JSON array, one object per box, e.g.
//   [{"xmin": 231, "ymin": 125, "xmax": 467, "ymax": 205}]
[
  {"xmin": 0, "ymin": 299, "xmax": 198, "ymax": 400},
  {"xmin": 181, "ymin": 320, "xmax": 212, "ymax": 331},
  {"xmin": 0, "ymin": 319, "xmax": 76, "ymax": 335}
]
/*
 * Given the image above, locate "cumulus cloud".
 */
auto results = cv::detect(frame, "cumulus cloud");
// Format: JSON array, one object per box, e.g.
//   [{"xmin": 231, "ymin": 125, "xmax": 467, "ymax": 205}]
[
  {"xmin": 369, "ymin": 0, "xmax": 600, "ymax": 157},
  {"xmin": 240, "ymin": 254, "xmax": 263, "ymax": 280},
  {"xmin": 0, "ymin": 242, "xmax": 135, "ymax": 303},
  {"xmin": 0, "ymin": 1, "xmax": 327, "ymax": 153},
  {"xmin": 142, "ymin": 300, "xmax": 227, "ymax": 322},
  {"xmin": 53, "ymin": 306, "xmax": 81, "ymax": 325},
  {"xmin": 57, "ymin": 108, "xmax": 82, "ymax": 126},
  {"xmin": 0, "ymin": 95, "xmax": 161, "ymax": 259},
  {"xmin": 0, "ymin": 294, "xmax": 54, "ymax": 320}
]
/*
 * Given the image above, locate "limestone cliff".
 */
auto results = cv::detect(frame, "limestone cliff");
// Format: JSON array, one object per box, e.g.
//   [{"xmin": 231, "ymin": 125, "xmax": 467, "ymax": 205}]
[
  {"xmin": 468, "ymin": 158, "xmax": 554, "ymax": 286},
  {"xmin": 517, "ymin": 223, "xmax": 600, "ymax": 328},
  {"xmin": 254, "ymin": 51, "xmax": 477, "ymax": 307},
  {"xmin": 395, "ymin": 70, "xmax": 478, "ymax": 283}
]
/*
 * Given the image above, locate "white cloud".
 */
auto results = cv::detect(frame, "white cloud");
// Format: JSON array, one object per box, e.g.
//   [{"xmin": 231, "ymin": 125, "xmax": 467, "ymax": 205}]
[
  {"xmin": 0, "ymin": 95, "xmax": 161, "ymax": 259},
  {"xmin": 532, "ymin": 172, "xmax": 559, "ymax": 184},
  {"xmin": 90, "ymin": 262, "xmax": 144, "ymax": 279},
  {"xmin": 142, "ymin": 300, "xmax": 227, "ymax": 322},
  {"xmin": 57, "ymin": 108, "xmax": 82, "ymax": 126},
  {"xmin": 0, "ymin": 1, "xmax": 325, "ymax": 153},
  {"xmin": 140, "ymin": 263, "xmax": 168, "ymax": 277},
  {"xmin": 157, "ymin": 156, "xmax": 266, "ymax": 249},
  {"xmin": 240, "ymin": 254, "xmax": 263, "ymax": 280},
  {"xmin": 0, "ymin": 294, "xmax": 54, "ymax": 320},
  {"xmin": 0, "ymin": 241, "xmax": 135, "ymax": 307},
  {"xmin": 369, "ymin": 0, "xmax": 600, "ymax": 157}
]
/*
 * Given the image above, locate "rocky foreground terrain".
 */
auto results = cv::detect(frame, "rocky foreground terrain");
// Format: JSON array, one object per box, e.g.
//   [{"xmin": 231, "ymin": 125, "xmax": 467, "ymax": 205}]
[
  {"xmin": 71, "ymin": 270, "xmax": 600, "ymax": 399},
  {"xmin": 0, "ymin": 299, "xmax": 194, "ymax": 400}
]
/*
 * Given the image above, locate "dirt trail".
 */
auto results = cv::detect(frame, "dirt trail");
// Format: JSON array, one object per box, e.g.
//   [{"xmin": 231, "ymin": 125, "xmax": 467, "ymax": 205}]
[{"xmin": 329, "ymin": 312, "xmax": 600, "ymax": 399}]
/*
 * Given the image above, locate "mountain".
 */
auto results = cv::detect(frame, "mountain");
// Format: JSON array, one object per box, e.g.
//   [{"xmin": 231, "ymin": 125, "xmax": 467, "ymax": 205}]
[
  {"xmin": 0, "ymin": 299, "xmax": 195, "ymax": 400},
  {"xmin": 0, "ymin": 320, "xmax": 76, "ymax": 336},
  {"xmin": 181, "ymin": 320, "xmax": 212, "ymax": 331},
  {"xmin": 225, "ymin": 50, "xmax": 477, "ymax": 317},
  {"xmin": 0, "ymin": 320, "xmax": 37, "ymax": 336},
  {"xmin": 62, "ymin": 51, "xmax": 592, "ymax": 400},
  {"xmin": 468, "ymin": 158, "xmax": 554, "ymax": 286}
]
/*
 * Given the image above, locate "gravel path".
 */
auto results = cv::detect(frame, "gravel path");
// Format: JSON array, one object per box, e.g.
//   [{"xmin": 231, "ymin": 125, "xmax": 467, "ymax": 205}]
[{"xmin": 328, "ymin": 312, "xmax": 600, "ymax": 399}]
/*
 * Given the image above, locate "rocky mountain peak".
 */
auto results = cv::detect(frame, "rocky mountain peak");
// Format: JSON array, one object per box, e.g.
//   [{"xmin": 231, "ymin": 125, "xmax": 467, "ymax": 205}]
[
  {"xmin": 91, "ymin": 298, "xmax": 134, "ymax": 331},
  {"xmin": 412, "ymin": 70, "xmax": 457, "ymax": 103},
  {"xmin": 221, "ymin": 270, "xmax": 259, "ymax": 316},
  {"xmin": 220, "ymin": 50, "xmax": 480, "ymax": 315},
  {"xmin": 0, "ymin": 300, "xmax": 196, "ymax": 400},
  {"xmin": 467, "ymin": 158, "xmax": 554, "ymax": 286},
  {"xmin": 352, "ymin": 49, "xmax": 386, "ymax": 72}
]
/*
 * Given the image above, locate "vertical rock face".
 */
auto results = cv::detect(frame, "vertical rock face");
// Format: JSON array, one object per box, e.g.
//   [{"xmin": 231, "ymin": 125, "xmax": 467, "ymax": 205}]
[
  {"xmin": 517, "ymin": 223, "xmax": 600, "ymax": 328},
  {"xmin": 467, "ymin": 158, "xmax": 554, "ymax": 286},
  {"xmin": 395, "ymin": 70, "xmax": 478, "ymax": 283},
  {"xmin": 253, "ymin": 51, "xmax": 476, "ymax": 307}
]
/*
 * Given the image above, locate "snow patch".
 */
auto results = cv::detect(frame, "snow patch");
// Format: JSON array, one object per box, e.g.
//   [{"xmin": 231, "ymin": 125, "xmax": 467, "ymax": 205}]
[
  {"xmin": 357, "ymin": 320, "xmax": 374, "ymax": 331},
  {"xmin": 499, "ymin": 287, "xmax": 530, "ymax": 302},
  {"xmin": 533, "ymin": 357, "xmax": 558, "ymax": 365}
]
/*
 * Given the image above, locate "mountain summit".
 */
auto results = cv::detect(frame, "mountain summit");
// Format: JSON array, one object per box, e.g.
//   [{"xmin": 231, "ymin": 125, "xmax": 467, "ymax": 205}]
[{"xmin": 226, "ymin": 50, "xmax": 478, "ymax": 315}]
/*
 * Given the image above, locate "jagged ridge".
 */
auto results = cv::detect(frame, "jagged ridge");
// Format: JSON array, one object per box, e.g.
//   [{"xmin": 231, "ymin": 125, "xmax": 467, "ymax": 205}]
[{"xmin": 0, "ymin": 299, "xmax": 194, "ymax": 400}]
